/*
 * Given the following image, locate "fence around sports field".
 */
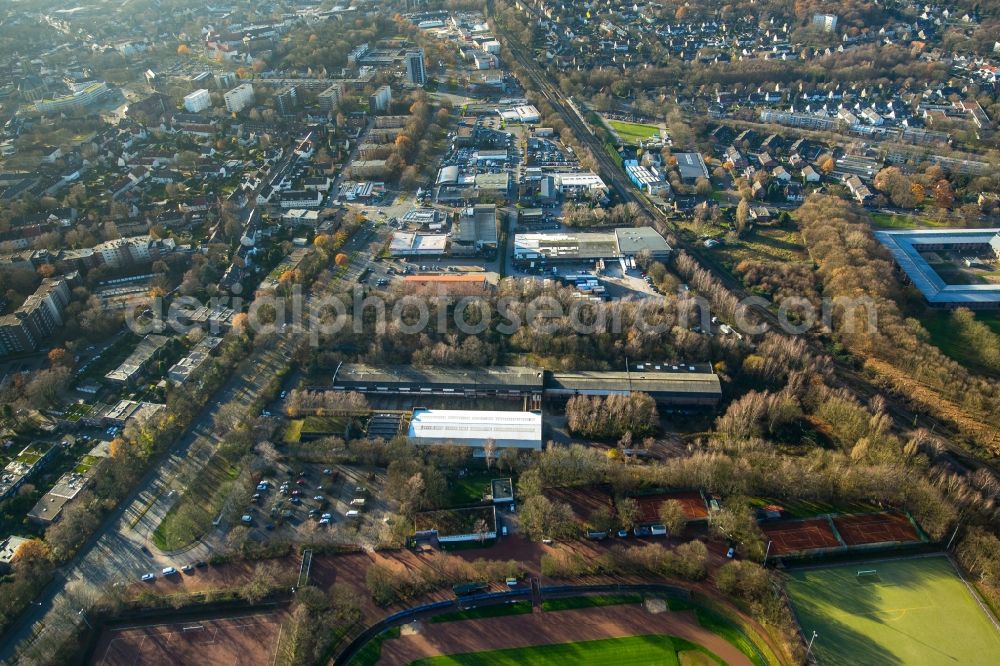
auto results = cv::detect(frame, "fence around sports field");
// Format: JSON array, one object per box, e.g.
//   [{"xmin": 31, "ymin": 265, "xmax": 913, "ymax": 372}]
[{"xmin": 762, "ymin": 510, "xmax": 930, "ymax": 565}]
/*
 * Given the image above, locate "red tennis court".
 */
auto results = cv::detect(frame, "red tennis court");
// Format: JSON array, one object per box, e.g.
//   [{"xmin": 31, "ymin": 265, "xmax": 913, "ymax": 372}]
[
  {"xmin": 633, "ymin": 491, "xmax": 709, "ymax": 524},
  {"xmin": 834, "ymin": 512, "xmax": 920, "ymax": 546},
  {"xmin": 761, "ymin": 518, "xmax": 841, "ymax": 555}
]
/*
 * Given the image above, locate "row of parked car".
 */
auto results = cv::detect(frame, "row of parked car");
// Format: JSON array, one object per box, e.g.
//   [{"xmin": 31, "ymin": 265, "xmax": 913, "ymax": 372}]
[{"xmin": 141, "ymin": 560, "xmax": 206, "ymax": 582}]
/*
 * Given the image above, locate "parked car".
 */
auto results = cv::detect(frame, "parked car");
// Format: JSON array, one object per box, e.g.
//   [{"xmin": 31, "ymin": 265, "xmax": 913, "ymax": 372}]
[
  {"xmin": 141, "ymin": 573, "xmax": 156, "ymax": 582},
  {"xmin": 162, "ymin": 567, "xmax": 178, "ymax": 576}
]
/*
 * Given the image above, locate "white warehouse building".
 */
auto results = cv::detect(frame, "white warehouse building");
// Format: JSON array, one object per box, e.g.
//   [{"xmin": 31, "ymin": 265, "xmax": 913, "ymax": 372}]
[{"xmin": 407, "ymin": 409, "xmax": 543, "ymax": 455}]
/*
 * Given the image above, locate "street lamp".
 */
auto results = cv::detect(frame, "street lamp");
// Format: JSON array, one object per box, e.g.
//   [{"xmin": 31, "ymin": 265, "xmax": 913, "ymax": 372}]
[
  {"xmin": 763, "ymin": 539, "xmax": 772, "ymax": 565},
  {"xmin": 805, "ymin": 630, "xmax": 818, "ymax": 662},
  {"xmin": 78, "ymin": 609, "xmax": 92, "ymax": 630}
]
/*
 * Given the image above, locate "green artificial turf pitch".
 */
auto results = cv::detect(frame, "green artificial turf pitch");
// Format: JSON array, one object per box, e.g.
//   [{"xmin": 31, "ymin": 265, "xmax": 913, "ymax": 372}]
[
  {"xmin": 785, "ymin": 556, "xmax": 1000, "ymax": 665},
  {"xmin": 408, "ymin": 635, "xmax": 723, "ymax": 666},
  {"xmin": 607, "ymin": 120, "xmax": 661, "ymax": 144}
]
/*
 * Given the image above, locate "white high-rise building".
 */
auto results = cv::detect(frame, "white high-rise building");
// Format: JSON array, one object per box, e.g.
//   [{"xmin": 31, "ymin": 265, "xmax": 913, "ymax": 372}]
[
  {"xmin": 223, "ymin": 83, "xmax": 255, "ymax": 113},
  {"xmin": 812, "ymin": 13, "xmax": 838, "ymax": 32},
  {"xmin": 183, "ymin": 89, "xmax": 211, "ymax": 113},
  {"xmin": 318, "ymin": 83, "xmax": 344, "ymax": 112},
  {"xmin": 405, "ymin": 49, "xmax": 426, "ymax": 86}
]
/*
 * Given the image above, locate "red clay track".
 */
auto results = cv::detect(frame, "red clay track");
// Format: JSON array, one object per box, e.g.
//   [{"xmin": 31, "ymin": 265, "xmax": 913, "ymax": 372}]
[
  {"xmin": 379, "ymin": 604, "xmax": 752, "ymax": 666},
  {"xmin": 834, "ymin": 512, "xmax": 919, "ymax": 546},
  {"xmin": 761, "ymin": 518, "xmax": 840, "ymax": 555}
]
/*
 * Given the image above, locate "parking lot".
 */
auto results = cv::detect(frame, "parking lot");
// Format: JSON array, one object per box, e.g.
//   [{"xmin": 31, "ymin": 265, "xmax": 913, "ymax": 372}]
[{"xmin": 238, "ymin": 462, "xmax": 396, "ymax": 549}]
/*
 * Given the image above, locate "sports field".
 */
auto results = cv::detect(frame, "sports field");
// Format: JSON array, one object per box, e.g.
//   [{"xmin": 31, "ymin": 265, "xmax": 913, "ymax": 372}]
[
  {"xmin": 408, "ymin": 635, "xmax": 723, "ymax": 666},
  {"xmin": 379, "ymin": 603, "xmax": 753, "ymax": 666},
  {"xmin": 785, "ymin": 556, "xmax": 1000, "ymax": 665},
  {"xmin": 761, "ymin": 518, "xmax": 840, "ymax": 555},
  {"xmin": 606, "ymin": 119, "xmax": 661, "ymax": 145},
  {"xmin": 92, "ymin": 612, "xmax": 286, "ymax": 665}
]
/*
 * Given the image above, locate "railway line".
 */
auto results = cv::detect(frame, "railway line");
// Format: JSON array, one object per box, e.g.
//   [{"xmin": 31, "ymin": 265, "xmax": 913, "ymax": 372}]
[{"xmin": 489, "ymin": 0, "xmax": 999, "ymax": 475}]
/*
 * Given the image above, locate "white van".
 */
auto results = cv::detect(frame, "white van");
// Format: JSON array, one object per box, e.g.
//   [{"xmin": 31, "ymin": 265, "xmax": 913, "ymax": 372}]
[
  {"xmin": 650, "ymin": 524, "xmax": 667, "ymax": 536},
  {"xmin": 346, "ymin": 510, "xmax": 360, "ymax": 519}
]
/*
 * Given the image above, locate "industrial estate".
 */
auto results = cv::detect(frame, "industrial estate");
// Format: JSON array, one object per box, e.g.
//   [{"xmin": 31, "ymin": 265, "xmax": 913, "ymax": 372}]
[{"xmin": 1, "ymin": 1, "xmax": 1000, "ymax": 665}]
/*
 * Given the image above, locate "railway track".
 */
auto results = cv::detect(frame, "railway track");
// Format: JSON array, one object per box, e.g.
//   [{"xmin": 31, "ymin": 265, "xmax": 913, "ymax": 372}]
[{"xmin": 489, "ymin": 0, "xmax": 999, "ymax": 476}]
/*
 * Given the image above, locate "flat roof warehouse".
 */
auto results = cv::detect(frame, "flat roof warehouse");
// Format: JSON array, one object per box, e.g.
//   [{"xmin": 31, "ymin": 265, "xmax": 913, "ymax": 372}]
[
  {"xmin": 331, "ymin": 363, "xmax": 720, "ymax": 406},
  {"xmin": 514, "ymin": 227, "xmax": 671, "ymax": 262},
  {"xmin": 408, "ymin": 409, "xmax": 543, "ymax": 451}
]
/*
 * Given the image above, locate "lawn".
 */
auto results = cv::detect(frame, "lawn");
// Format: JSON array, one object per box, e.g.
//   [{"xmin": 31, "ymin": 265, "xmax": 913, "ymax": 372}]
[
  {"xmin": 430, "ymin": 601, "xmax": 532, "ymax": 623},
  {"xmin": 283, "ymin": 419, "xmax": 304, "ymax": 444},
  {"xmin": 785, "ymin": 556, "xmax": 1000, "ymax": 665},
  {"xmin": 409, "ymin": 635, "xmax": 723, "ymax": 666},
  {"xmin": 666, "ymin": 599, "xmax": 768, "ymax": 666},
  {"xmin": 606, "ymin": 119, "xmax": 662, "ymax": 145},
  {"xmin": 448, "ymin": 472, "xmax": 496, "ymax": 506},
  {"xmin": 300, "ymin": 415, "xmax": 348, "ymax": 434},
  {"xmin": 869, "ymin": 212, "xmax": 947, "ymax": 229},
  {"xmin": 152, "ymin": 446, "xmax": 245, "ymax": 551},
  {"xmin": 348, "ymin": 626, "xmax": 399, "ymax": 666},
  {"xmin": 541, "ymin": 594, "xmax": 643, "ymax": 612}
]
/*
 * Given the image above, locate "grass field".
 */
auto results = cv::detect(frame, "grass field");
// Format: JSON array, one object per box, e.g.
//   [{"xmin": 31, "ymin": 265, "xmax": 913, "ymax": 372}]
[
  {"xmin": 606, "ymin": 119, "xmax": 662, "ymax": 145},
  {"xmin": 785, "ymin": 556, "xmax": 1000, "ymax": 665},
  {"xmin": 541, "ymin": 594, "xmax": 643, "ymax": 612},
  {"xmin": 448, "ymin": 472, "xmax": 496, "ymax": 506},
  {"xmin": 430, "ymin": 601, "xmax": 532, "ymax": 623},
  {"xmin": 666, "ymin": 599, "xmax": 768, "ymax": 666},
  {"xmin": 869, "ymin": 212, "xmax": 947, "ymax": 229},
  {"xmin": 409, "ymin": 635, "xmax": 723, "ymax": 666},
  {"xmin": 349, "ymin": 626, "xmax": 400, "ymax": 666}
]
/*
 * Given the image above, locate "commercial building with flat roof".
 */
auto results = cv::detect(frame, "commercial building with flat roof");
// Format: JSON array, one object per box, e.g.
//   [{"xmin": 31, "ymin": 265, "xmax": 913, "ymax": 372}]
[
  {"xmin": 547, "ymin": 366, "xmax": 722, "ymax": 406},
  {"xmin": 407, "ymin": 409, "xmax": 543, "ymax": 452},
  {"xmin": 332, "ymin": 364, "xmax": 544, "ymax": 398},
  {"xmin": 331, "ymin": 363, "xmax": 720, "ymax": 406},
  {"xmin": 514, "ymin": 227, "xmax": 671, "ymax": 262},
  {"xmin": 451, "ymin": 204, "xmax": 498, "ymax": 254},
  {"xmin": 389, "ymin": 231, "xmax": 448, "ymax": 256},
  {"xmin": 675, "ymin": 152, "xmax": 710, "ymax": 182},
  {"xmin": 874, "ymin": 229, "xmax": 1000, "ymax": 308}
]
